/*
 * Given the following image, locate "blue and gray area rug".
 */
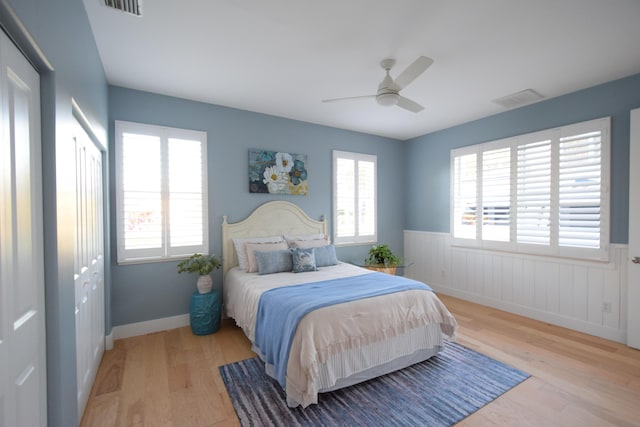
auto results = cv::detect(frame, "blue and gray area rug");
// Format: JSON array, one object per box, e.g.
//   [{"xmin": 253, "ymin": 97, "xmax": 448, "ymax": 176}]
[{"xmin": 219, "ymin": 341, "xmax": 529, "ymax": 426}]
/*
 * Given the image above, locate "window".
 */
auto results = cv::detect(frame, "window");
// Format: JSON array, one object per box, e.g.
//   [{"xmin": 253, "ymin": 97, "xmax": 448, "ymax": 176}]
[
  {"xmin": 451, "ymin": 117, "xmax": 609, "ymax": 260},
  {"xmin": 115, "ymin": 121, "xmax": 208, "ymax": 263},
  {"xmin": 333, "ymin": 150, "xmax": 377, "ymax": 245}
]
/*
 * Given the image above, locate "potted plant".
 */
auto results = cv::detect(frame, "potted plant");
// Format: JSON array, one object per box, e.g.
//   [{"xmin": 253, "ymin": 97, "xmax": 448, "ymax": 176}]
[
  {"xmin": 364, "ymin": 244, "xmax": 401, "ymax": 275},
  {"xmin": 177, "ymin": 253, "xmax": 221, "ymax": 294}
]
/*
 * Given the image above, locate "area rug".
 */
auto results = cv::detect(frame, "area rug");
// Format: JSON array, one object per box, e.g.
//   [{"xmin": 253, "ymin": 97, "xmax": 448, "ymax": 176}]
[{"xmin": 219, "ymin": 341, "xmax": 529, "ymax": 426}]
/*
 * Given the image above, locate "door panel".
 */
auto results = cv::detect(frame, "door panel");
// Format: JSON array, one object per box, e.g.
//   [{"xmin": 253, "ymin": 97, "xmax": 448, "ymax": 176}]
[
  {"xmin": 73, "ymin": 120, "xmax": 105, "ymax": 419},
  {"xmin": 0, "ymin": 30, "xmax": 46, "ymax": 427},
  {"xmin": 628, "ymin": 109, "xmax": 640, "ymax": 349}
]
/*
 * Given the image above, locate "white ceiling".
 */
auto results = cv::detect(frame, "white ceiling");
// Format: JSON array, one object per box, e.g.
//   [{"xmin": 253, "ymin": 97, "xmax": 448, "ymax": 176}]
[{"xmin": 82, "ymin": 0, "xmax": 640, "ymax": 140}]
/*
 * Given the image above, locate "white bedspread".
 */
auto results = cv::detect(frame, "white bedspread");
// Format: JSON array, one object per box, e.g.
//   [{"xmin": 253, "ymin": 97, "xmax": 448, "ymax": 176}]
[{"xmin": 224, "ymin": 263, "xmax": 458, "ymax": 407}]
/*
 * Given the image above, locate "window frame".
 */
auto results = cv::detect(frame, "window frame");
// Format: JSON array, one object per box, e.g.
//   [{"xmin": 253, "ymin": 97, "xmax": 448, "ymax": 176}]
[
  {"xmin": 115, "ymin": 120, "xmax": 209, "ymax": 264},
  {"xmin": 332, "ymin": 150, "xmax": 377, "ymax": 246},
  {"xmin": 450, "ymin": 117, "xmax": 610, "ymax": 261}
]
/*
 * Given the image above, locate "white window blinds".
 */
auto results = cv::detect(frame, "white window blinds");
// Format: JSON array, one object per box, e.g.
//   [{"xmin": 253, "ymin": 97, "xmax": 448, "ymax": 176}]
[
  {"xmin": 116, "ymin": 121, "xmax": 208, "ymax": 263},
  {"xmin": 333, "ymin": 150, "xmax": 377, "ymax": 245},
  {"xmin": 451, "ymin": 117, "xmax": 609, "ymax": 260}
]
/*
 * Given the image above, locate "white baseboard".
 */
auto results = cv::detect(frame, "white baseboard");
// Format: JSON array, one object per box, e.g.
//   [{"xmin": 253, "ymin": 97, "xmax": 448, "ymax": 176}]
[
  {"xmin": 430, "ymin": 283, "xmax": 626, "ymax": 344},
  {"xmin": 112, "ymin": 313, "xmax": 190, "ymax": 341},
  {"xmin": 105, "ymin": 332, "xmax": 114, "ymax": 350}
]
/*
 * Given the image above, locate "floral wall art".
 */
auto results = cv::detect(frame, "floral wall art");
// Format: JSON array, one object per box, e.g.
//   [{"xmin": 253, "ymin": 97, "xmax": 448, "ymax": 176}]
[{"xmin": 249, "ymin": 149, "xmax": 308, "ymax": 195}]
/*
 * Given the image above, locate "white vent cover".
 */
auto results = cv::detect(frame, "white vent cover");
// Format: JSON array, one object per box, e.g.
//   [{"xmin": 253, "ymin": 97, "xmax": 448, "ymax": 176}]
[
  {"xmin": 104, "ymin": 0, "xmax": 142, "ymax": 16},
  {"xmin": 492, "ymin": 89, "xmax": 544, "ymax": 109}
]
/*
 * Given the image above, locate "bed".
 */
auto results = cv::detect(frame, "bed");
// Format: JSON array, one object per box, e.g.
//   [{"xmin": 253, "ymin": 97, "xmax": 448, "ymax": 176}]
[{"xmin": 222, "ymin": 200, "xmax": 457, "ymax": 408}]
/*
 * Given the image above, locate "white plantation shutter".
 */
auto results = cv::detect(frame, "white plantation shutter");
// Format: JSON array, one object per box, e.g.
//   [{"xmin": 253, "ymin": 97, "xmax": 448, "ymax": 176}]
[
  {"xmin": 116, "ymin": 121, "xmax": 208, "ymax": 263},
  {"xmin": 168, "ymin": 138, "xmax": 204, "ymax": 251},
  {"xmin": 452, "ymin": 152, "xmax": 477, "ymax": 241},
  {"xmin": 335, "ymin": 157, "xmax": 355, "ymax": 238},
  {"xmin": 517, "ymin": 139, "xmax": 551, "ymax": 245},
  {"xmin": 482, "ymin": 147, "xmax": 511, "ymax": 242},
  {"xmin": 558, "ymin": 130, "xmax": 602, "ymax": 249},
  {"xmin": 451, "ymin": 117, "xmax": 609, "ymax": 260},
  {"xmin": 358, "ymin": 160, "xmax": 376, "ymax": 237},
  {"xmin": 333, "ymin": 151, "xmax": 377, "ymax": 244},
  {"xmin": 121, "ymin": 133, "xmax": 162, "ymax": 253}
]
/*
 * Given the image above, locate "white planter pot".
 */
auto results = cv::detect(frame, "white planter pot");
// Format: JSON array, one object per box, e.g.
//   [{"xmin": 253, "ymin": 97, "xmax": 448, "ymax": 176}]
[{"xmin": 197, "ymin": 274, "xmax": 213, "ymax": 294}]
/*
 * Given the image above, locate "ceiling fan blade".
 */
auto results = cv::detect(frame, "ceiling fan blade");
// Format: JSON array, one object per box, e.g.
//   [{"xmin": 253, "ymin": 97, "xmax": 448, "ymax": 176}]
[
  {"xmin": 396, "ymin": 95, "xmax": 424, "ymax": 113},
  {"xmin": 394, "ymin": 56, "xmax": 433, "ymax": 90},
  {"xmin": 322, "ymin": 94, "xmax": 376, "ymax": 103}
]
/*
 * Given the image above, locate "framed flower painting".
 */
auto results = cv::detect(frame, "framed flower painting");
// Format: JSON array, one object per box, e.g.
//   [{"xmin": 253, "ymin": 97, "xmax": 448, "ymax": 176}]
[{"xmin": 248, "ymin": 149, "xmax": 308, "ymax": 195}]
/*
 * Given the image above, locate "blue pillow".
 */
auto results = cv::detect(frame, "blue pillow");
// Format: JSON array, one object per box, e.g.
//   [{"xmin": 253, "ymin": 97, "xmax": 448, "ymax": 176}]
[
  {"xmin": 313, "ymin": 244, "xmax": 339, "ymax": 267},
  {"xmin": 255, "ymin": 250, "xmax": 293, "ymax": 275},
  {"xmin": 289, "ymin": 248, "xmax": 317, "ymax": 273}
]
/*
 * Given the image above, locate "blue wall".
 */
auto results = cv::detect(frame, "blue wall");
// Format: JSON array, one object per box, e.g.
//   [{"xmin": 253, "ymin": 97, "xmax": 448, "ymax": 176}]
[
  {"xmin": 404, "ymin": 73, "xmax": 640, "ymax": 244},
  {"xmin": 108, "ymin": 86, "xmax": 405, "ymax": 327},
  {"xmin": 3, "ymin": 0, "xmax": 108, "ymax": 426}
]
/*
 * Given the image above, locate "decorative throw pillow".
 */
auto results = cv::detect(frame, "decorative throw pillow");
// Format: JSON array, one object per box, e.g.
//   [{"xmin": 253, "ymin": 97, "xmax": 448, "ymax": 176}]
[
  {"xmin": 290, "ymin": 247, "xmax": 317, "ymax": 273},
  {"xmin": 313, "ymin": 244, "xmax": 339, "ymax": 267},
  {"xmin": 232, "ymin": 235, "xmax": 284, "ymax": 270},
  {"xmin": 255, "ymin": 250, "xmax": 293, "ymax": 275},
  {"xmin": 245, "ymin": 241, "xmax": 288, "ymax": 273}
]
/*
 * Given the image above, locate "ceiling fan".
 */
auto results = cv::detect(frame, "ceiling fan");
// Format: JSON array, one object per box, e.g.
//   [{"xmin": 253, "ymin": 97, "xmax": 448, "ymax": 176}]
[{"xmin": 322, "ymin": 56, "xmax": 433, "ymax": 113}]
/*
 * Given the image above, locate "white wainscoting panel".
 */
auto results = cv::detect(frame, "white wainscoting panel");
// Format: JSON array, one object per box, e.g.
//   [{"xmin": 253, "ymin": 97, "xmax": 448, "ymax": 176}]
[{"xmin": 404, "ymin": 230, "xmax": 627, "ymax": 343}]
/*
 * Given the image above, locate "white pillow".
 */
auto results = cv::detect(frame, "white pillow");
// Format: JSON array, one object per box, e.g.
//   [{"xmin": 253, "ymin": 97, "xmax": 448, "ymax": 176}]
[
  {"xmin": 288, "ymin": 238, "xmax": 330, "ymax": 249},
  {"xmin": 285, "ymin": 233, "xmax": 330, "ymax": 249},
  {"xmin": 245, "ymin": 241, "xmax": 289, "ymax": 273},
  {"xmin": 232, "ymin": 235, "xmax": 284, "ymax": 270},
  {"xmin": 284, "ymin": 233, "xmax": 328, "ymax": 242}
]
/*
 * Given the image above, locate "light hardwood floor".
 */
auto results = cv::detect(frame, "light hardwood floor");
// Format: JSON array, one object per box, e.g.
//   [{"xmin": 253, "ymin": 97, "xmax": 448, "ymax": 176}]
[{"xmin": 80, "ymin": 295, "xmax": 640, "ymax": 426}]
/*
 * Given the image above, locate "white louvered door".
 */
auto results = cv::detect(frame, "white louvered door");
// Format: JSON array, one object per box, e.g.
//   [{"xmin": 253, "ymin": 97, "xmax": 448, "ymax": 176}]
[
  {"xmin": 73, "ymin": 119, "xmax": 105, "ymax": 419},
  {"xmin": 0, "ymin": 30, "xmax": 46, "ymax": 427}
]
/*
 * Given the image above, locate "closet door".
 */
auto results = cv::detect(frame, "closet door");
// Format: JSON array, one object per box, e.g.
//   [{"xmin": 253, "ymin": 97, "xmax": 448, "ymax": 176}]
[
  {"xmin": 0, "ymin": 30, "xmax": 46, "ymax": 427},
  {"xmin": 73, "ymin": 119, "xmax": 105, "ymax": 419}
]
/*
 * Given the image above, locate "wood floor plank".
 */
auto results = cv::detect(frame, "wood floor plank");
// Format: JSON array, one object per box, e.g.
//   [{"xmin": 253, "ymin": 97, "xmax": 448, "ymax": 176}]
[{"xmin": 81, "ymin": 297, "xmax": 640, "ymax": 426}]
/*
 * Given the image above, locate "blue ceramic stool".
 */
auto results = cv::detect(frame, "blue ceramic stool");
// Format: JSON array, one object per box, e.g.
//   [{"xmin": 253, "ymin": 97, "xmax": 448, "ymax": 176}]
[{"xmin": 189, "ymin": 290, "xmax": 221, "ymax": 335}]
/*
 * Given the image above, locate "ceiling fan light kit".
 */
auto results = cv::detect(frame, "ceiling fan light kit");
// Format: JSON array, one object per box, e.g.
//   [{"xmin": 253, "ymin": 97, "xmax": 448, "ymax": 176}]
[
  {"xmin": 322, "ymin": 56, "xmax": 433, "ymax": 113},
  {"xmin": 377, "ymin": 92, "xmax": 399, "ymax": 106}
]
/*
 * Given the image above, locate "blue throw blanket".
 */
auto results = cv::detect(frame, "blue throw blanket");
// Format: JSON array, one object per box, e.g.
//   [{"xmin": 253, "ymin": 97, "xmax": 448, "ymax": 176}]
[{"xmin": 253, "ymin": 272, "xmax": 432, "ymax": 387}]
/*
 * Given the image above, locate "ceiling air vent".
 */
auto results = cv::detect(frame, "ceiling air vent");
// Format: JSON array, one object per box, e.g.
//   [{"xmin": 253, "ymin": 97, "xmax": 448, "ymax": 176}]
[
  {"xmin": 492, "ymin": 89, "xmax": 544, "ymax": 109},
  {"xmin": 104, "ymin": 0, "xmax": 142, "ymax": 17}
]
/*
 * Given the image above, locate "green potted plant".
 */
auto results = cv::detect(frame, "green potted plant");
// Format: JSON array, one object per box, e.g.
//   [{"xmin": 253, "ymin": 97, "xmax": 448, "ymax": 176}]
[
  {"xmin": 177, "ymin": 253, "xmax": 221, "ymax": 294},
  {"xmin": 364, "ymin": 244, "xmax": 401, "ymax": 275}
]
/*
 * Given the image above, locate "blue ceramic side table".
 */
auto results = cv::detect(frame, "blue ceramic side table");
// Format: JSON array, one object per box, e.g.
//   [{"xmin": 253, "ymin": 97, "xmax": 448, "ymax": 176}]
[{"xmin": 189, "ymin": 290, "xmax": 221, "ymax": 335}]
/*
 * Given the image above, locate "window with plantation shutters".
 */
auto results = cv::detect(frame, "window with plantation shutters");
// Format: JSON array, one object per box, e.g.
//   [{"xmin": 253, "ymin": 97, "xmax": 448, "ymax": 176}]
[
  {"xmin": 333, "ymin": 150, "xmax": 377, "ymax": 245},
  {"xmin": 451, "ymin": 117, "xmax": 609, "ymax": 260},
  {"xmin": 115, "ymin": 121, "xmax": 208, "ymax": 264}
]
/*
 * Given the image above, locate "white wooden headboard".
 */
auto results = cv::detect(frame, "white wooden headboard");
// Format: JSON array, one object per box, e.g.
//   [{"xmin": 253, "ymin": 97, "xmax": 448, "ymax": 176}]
[{"xmin": 221, "ymin": 201, "xmax": 327, "ymax": 278}]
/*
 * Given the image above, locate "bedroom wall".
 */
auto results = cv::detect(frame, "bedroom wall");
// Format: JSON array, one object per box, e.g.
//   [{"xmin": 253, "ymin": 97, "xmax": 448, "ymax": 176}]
[
  {"xmin": 2, "ymin": 0, "xmax": 109, "ymax": 425},
  {"xmin": 403, "ymin": 73, "xmax": 640, "ymax": 344},
  {"xmin": 108, "ymin": 86, "xmax": 405, "ymax": 328}
]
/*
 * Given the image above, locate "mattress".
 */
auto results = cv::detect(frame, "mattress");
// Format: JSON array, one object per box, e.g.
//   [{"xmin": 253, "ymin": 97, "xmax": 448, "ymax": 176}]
[{"xmin": 223, "ymin": 262, "xmax": 457, "ymax": 407}]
